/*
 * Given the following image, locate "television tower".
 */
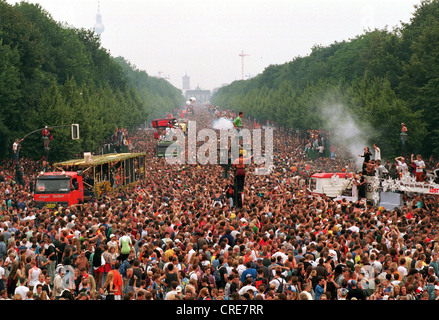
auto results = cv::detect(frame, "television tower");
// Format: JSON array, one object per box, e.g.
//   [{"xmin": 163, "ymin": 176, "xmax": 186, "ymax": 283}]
[
  {"xmin": 94, "ymin": 0, "xmax": 105, "ymax": 35},
  {"xmin": 239, "ymin": 50, "xmax": 249, "ymax": 80}
]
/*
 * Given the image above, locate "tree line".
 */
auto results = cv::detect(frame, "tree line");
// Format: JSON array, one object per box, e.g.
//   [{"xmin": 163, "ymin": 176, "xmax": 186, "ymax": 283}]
[
  {"xmin": 212, "ymin": 0, "xmax": 439, "ymax": 159},
  {"xmin": 0, "ymin": 1, "xmax": 184, "ymax": 161}
]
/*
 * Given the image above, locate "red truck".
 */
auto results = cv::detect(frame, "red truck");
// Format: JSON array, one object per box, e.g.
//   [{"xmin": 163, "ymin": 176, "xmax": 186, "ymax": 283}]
[
  {"xmin": 33, "ymin": 153, "xmax": 148, "ymax": 209},
  {"xmin": 33, "ymin": 171, "xmax": 84, "ymax": 209}
]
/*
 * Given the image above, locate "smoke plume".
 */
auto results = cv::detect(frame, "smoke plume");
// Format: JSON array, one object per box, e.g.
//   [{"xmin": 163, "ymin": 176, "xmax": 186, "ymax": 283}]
[
  {"xmin": 321, "ymin": 103, "xmax": 371, "ymax": 169},
  {"xmin": 212, "ymin": 117, "xmax": 234, "ymax": 130}
]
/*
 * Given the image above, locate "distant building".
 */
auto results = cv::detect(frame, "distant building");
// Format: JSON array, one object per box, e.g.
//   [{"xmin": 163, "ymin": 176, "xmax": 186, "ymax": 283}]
[
  {"xmin": 182, "ymin": 73, "xmax": 191, "ymax": 91},
  {"xmin": 185, "ymin": 86, "xmax": 211, "ymax": 104}
]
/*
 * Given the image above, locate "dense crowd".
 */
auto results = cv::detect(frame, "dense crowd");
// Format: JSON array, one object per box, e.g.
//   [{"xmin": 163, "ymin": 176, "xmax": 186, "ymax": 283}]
[
  {"xmin": 1, "ymin": 105, "xmax": 439, "ymax": 301},
  {"xmin": 100, "ymin": 128, "xmax": 132, "ymax": 154}
]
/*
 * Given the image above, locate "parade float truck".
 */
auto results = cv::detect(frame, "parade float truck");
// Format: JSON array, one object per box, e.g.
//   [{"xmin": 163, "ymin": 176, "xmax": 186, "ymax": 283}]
[
  {"xmin": 152, "ymin": 117, "xmax": 186, "ymax": 158},
  {"xmin": 309, "ymin": 171, "xmax": 439, "ymax": 209},
  {"xmin": 33, "ymin": 152, "xmax": 146, "ymax": 209}
]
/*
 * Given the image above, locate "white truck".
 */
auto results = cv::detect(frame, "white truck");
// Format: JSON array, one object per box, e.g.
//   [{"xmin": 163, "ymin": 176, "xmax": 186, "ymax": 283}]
[{"xmin": 308, "ymin": 171, "xmax": 439, "ymax": 209}]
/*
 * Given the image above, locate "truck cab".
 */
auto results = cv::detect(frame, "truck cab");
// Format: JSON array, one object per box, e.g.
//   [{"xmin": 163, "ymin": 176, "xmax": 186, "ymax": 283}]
[{"xmin": 33, "ymin": 171, "xmax": 84, "ymax": 209}]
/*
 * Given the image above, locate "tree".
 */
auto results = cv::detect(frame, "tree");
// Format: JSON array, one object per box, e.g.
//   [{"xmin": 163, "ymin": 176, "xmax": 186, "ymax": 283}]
[{"xmin": 212, "ymin": 0, "xmax": 437, "ymax": 159}]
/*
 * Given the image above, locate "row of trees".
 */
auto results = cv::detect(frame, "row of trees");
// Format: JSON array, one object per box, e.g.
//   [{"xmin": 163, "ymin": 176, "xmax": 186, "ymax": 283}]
[
  {"xmin": 0, "ymin": 1, "xmax": 184, "ymax": 161},
  {"xmin": 212, "ymin": 0, "xmax": 439, "ymax": 159}
]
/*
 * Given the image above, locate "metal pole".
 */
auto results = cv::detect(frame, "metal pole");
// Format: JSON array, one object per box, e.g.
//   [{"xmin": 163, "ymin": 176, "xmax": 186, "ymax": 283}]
[
  {"xmin": 15, "ymin": 124, "xmax": 75, "ymax": 163},
  {"xmin": 20, "ymin": 124, "xmax": 73, "ymax": 141}
]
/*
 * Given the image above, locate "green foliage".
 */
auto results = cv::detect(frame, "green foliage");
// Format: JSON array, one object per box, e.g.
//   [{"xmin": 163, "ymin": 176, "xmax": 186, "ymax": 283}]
[
  {"xmin": 212, "ymin": 0, "xmax": 439, "ymax": 158},
  {"xmin": 0, "ymin": 1, "xmax": 184, "ymax": 161},
  {"xmin": 114, "ymin": 57, "xmax": 184, "ymax": 121}
]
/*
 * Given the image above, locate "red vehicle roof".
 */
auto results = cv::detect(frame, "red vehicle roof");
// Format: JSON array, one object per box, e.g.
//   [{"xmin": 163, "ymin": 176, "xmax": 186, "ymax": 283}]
[
  {"xmin": 153, "ymin": 118, "xmax": 175, "ymax": 121},
  {"xmin": 152, "ymin": 118, "xmax": 175, "ymax": 128},
  {"xmin": 39, "ymin": 171, "xmax": 77, "ymax": 177},
  {"xmin": 310, "ymin": 172, "xmax": 352, "ymax": 179}
]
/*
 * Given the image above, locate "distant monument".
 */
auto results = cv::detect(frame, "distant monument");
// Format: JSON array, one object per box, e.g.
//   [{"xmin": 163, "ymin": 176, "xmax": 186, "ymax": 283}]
[
  {"xmin": 94, "ymin": 0, "xmax": 104, "ymax": 35},
  {"xmin": 185, "ymin": 86, "xmax": 210, "ymax": 104}
]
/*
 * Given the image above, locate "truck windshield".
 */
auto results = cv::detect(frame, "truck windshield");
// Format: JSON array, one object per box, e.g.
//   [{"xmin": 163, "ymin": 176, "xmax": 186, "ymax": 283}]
[{"xmin": 35, "ymin": 178, "xmax": 71, "ymax": 193}]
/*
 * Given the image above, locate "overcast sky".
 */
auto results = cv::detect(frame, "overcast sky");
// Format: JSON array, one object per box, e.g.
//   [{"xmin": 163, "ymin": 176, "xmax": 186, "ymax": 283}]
[{"xmin": 7, "ymin": 0, "xmax": 422, "ymax": 91}]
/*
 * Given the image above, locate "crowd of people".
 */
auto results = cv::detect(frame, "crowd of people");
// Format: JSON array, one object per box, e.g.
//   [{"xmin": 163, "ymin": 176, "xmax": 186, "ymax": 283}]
[
  {"xmin": 100, "ymin": 128, "xmax": 132, "ymax": 154},
  {"xmin": 1, "ymin": 105, "xmax": 439, "ymax": 301}
]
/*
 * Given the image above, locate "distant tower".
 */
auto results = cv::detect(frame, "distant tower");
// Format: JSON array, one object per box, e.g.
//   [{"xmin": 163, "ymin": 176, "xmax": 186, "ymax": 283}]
[
  {"xmin": 239, "ymin": 50, "xmax": 249, "ymax": 80},
  {"xmin": 182, "ymin": 73, "xmax": 191, "ymax": 91},
  {"xmin": 94, "ymin": 1, "xmax": 105, "ymax": 35}
]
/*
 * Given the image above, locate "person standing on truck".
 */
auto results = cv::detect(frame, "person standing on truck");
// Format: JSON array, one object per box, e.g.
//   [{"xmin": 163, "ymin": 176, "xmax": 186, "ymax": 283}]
[
  {"xmin": 358, "ymin": 146, "xmax": 372, "ymax": 163},
  {"xmin": 373, "ymin": 144, "xmax": 381, "ymax": 161},
  {"xmin": 411, "ymin": 154, "xmax": 426, "ymax": 182},
  {"xmin": 351, "ymin": 172, "xmax": 359, "ymax": 201},
  {"xmin": 395, "ymin": 156, "xmax": 409, "ymax": 177},
  {"xmin": 357, "ymin": 172, "xmax": 367, "ymax": 199},
  {"xmin": 233, "ymin": 112, "xmax": 244, "ymax": 132},
  {"xmin": 359, "ymin": 147, "xmax": 372, "ymax": 174},
  {"xmin": 233, "ymin": 112, "xmax": 244, "ymax": 144}
]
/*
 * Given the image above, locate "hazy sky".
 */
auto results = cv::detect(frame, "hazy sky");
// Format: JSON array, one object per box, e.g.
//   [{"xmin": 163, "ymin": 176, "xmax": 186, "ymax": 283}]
[{"xmin": 7, "ymin": 0, "xmax": 422, "ymax": 91}]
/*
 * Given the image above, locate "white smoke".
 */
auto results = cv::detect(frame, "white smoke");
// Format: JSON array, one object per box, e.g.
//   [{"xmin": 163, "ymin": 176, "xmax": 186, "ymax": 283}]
[
  {"xmin": 212, "ymin": 117, "xmax": 234, "ymax": 130},
  {"xmin": 321, "ymin": 103, "xmax": 371, "ymax": 170}
]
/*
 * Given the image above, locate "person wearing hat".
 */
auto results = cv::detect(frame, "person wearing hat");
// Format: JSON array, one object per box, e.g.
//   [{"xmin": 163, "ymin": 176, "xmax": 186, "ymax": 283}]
[
  {"xmin": 175, "ymin": 285, "xmax": 183, "ymax": 295},
  {"xmin": 382, "ymin": 287, "xmax": 392, "ymax": 300},
  {"xmin": 434, "ymin": 285, "xmax": 439, "ymax": 300},
  {"xmin": 106, "ymin": 233, "xmax": 118, "ymax": 248},
  {"xmin": 338, "ymin": 288, "xmax": 349, "ymax": 300}
]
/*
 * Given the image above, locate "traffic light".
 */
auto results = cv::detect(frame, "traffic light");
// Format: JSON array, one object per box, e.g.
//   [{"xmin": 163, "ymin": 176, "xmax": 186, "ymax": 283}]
[{"xmin": 71, "ymin": 124, "xmax": 79, "ymax": 140}]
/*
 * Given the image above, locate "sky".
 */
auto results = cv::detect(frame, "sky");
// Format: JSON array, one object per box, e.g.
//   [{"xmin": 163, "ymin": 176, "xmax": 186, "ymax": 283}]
[{"xmin": 7, "ymin": 0, "xmax": 422, "ymax": 91}]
